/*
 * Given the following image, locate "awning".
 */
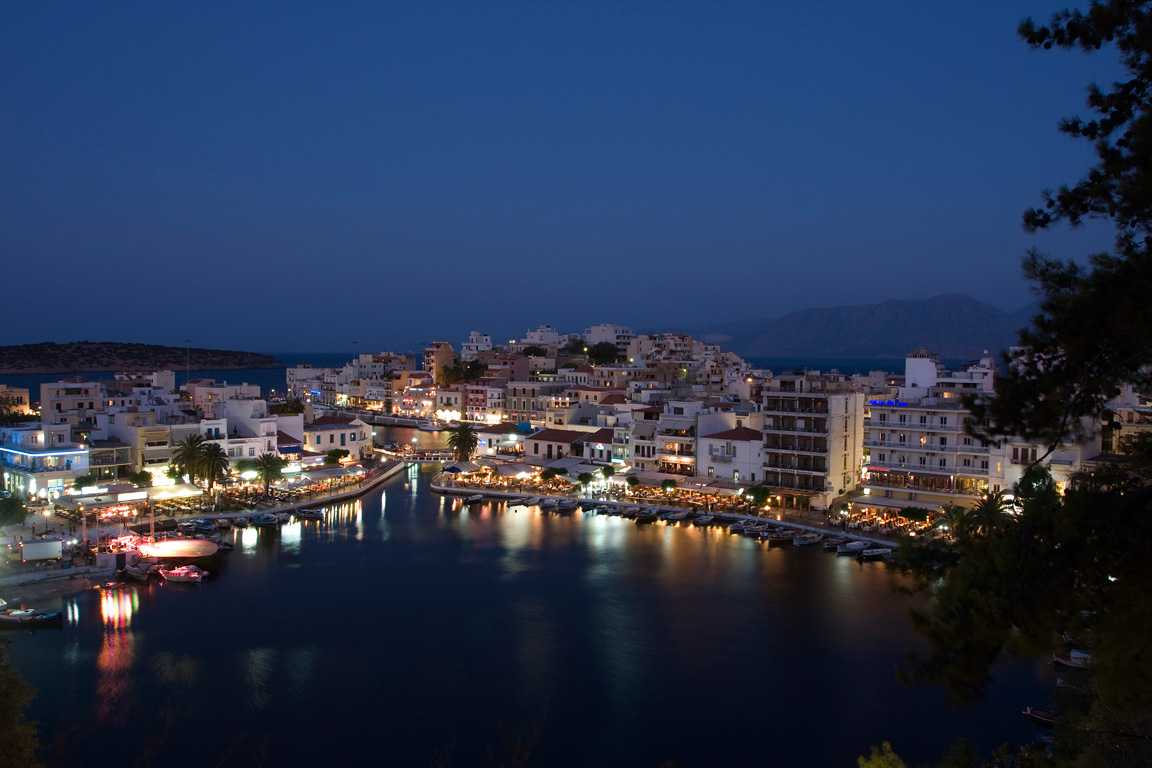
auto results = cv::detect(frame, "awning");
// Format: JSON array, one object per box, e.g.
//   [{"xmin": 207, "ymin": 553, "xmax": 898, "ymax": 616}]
[
  {"xmin": 849, "ymin": 495, "xmax": 936, "ymax": 510},
  {"xmin": 277, "ymin": 445, "xmax": 302, "ymax": 455},
  {"xmin": 716, "ymin": 488, "xmax": 744, "ymax": 497},
  {"xmin": 496, "ymin": 440, "xmax": 520, "ymax": 448},
  {"xmin": 443, "ymin": 461, "xmax": 480, "ymax": 474}
]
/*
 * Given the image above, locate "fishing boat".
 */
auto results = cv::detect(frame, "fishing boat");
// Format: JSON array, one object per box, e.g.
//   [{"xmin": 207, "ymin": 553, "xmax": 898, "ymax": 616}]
[
  {"xmin": 464, "ymin": 494, "xmax": 484, "ymax": 503},
  {"xmin": 124, "ymin": 562, "xmax": 160, "ymax": 581},
  {"xmin": 189, "ymin": 519, "xmax": 216, "ymax": 534},
  {"xmin": 0, "ymin": 609, "xmax": 63, "ymax": 627},
  {"xmin": 214, "ymin": 518, "xmax": 231, "ymax": 529},
  {"xmin": 836, "ymin": 541, "xmax": 869, "ymax": 556},
  {"xmin": 295, "ymin": 508, "xmax": 325, "ymax": 520},
  {"xmin": 555, "ymin": 499, "xmax": 578, "ymax": 511},
  {"xmin": 664, "ymin": 510, "xmax": 690, "ymax": 521},
  {"xmin": 620, "ymin": 506, "xmax": 641, "ymax": 519},
  {"xmin": 539, "ymin": 498, "xmax": 559, "ymax": 510},
  {"xmin": 728, "ymin": 521, "xmax": 747, "ymax": 534},
  {"xmin": 823, "ymin": 537, "xmax": 846, "ymax": 551},
  {"xmin": 232, "ymin": 517, "xmax": 250, "ymax": 528},
  {"xmin": 793, "ymin": 532, "xmax": 824, "ymax": 547},
  {"xmin": 1022, "ymin": 706, "xmax": 1061, "ymax": 727},
  {"xmin": 160, "ymin": 565, "xmax": 208, "ymax": 583},
  {"xmin": 693, "ymin": 515, "xmax": 714, "ymax": 526},
  {"xmin": 857, "ymin": 547, "xmax": 893, "ymax": 560},
  {"xmin": 215, "ymin": 540, "xmax": 234, "ymax": 552},
  {"xmin": 519, "ymin": 496, "xmax": 541, "ymax": 507},
  {"xmin": 251, "ymin": 512, "xmax": 280, "ymax": 527},
  {"xmin": 768, "ymin": 530, "xmax": 797, "ymax": 543},
  {"xmin": 176, "ymin": 521, "xmax": 197, "ymax": 534},
  {"xmin": 635, "ymin": 508, "xmax": 661, "ymax": 524},
  {"xmin": 1054, "ymin": 650, "xmax": 1091, "ymax": 669}
]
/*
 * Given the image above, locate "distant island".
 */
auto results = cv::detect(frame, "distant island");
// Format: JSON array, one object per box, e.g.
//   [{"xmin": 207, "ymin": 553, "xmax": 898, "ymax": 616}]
[{"xmin": 0, "ymin": 342, "xmax": 283, "ymax": 375}]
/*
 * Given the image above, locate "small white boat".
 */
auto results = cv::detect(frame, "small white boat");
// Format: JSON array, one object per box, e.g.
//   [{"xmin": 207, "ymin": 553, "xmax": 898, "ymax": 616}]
[
  {"xmin": 836, "ymin": 541, "xmax": 869, "ymax": 555},
  {"xmin": 539, "ymin": 498, "xmax": 559, "ymax": 509},
  {"xmin": 464, "ymin": 494, "xmax": 484, "ymax": 503},
  {"xmin": 519, "ymin": 496, "xmax": 541, "ymax": 506},
  {"xmin": 664, "ymin": 511, "xmax": 690, "ymax": 521},
  {"xmin": 1054, "ymin": 650, "xmax": 1091, "ymax": 669},
  {"xmin": 124, "ymin": 562, "xmax": 160, "ymax": 581},
  {"xmin": 159, "ymin": 565, "xmax": 208, "ymax": 583},
  {"xmin": 555, "ymin": 499, "xmax": 577, "ymax": 511},
  {"xmin": 417, "ymin": 420, "xmax": 443, "ymax": 431},
  {"xmin": 693, "ymin": 515, "xmax": 714, "ymax": 526},
  {"xmin": 857, "ymin": 547, "xmax": 893, "ymax": 560},
  {"xmin": 793, "ymin": 532, "xmax": 824, "ymax": 547}
]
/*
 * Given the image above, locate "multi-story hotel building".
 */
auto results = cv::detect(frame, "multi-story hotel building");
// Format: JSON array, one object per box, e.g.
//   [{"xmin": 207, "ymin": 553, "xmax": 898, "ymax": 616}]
[
  {"xmin": 759, "ymin": 373, "xmax": 865, "ymax": 512},
  {"xmin": 858, "ymin": 352, "xmax": 997, "ymax": 510}
]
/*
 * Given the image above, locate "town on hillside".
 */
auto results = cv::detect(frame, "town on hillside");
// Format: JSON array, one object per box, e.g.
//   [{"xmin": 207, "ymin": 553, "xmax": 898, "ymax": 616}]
[{"xmin": 2, "ymin": 322, "xmax": 1149, "ymax": 519}]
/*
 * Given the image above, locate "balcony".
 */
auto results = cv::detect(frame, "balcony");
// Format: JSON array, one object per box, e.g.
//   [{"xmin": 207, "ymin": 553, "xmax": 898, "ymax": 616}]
[
  {"xmin": 763, "ymin": 424, "xmax": 828, "ymax": 435},
  {"xmin": 657, "ymin": 448, "xmax": 695, "ymax": 457},
  {"xmin": 708, "ymin": 452, "xmax": 733, "ymax": 463},
  {"xmin": 764, "ymin": 443, "xmax": 828, "ymax": 456},
  {"xmin": 763, "ymin": 462, "xmax": 827, "ymax": 476}
]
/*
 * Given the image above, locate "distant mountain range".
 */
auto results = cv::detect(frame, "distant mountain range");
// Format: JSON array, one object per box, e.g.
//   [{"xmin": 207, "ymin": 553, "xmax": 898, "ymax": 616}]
[
  {"xmin": 0, "ymin": 342, "xmax": 283, "ymax": 375},
  {"xmin": 692, "ymin": 294, "xmax": 1038, "ymax": 359}
]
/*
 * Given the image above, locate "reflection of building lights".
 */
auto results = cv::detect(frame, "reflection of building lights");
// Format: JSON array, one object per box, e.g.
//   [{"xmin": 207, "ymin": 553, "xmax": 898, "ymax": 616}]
[{"xmin": 100, "ymin": 590, "xmax": 139, "ymax": 629}]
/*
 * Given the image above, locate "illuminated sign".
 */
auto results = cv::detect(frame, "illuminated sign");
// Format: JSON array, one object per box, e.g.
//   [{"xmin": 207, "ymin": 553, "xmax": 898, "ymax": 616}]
[
  {"xmin": 868, "ymin": 399, "xmax": 908, "ymax": 407},
  {"xmin": 117, "ymin": 491, "xmax": 148, "ymax": 502}
]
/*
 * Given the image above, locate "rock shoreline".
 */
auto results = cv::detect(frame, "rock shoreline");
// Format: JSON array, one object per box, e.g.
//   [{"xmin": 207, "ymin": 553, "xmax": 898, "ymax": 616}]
[{"xmin": 0, "ymin": 342, "xmax": 282, "ymax": 374}]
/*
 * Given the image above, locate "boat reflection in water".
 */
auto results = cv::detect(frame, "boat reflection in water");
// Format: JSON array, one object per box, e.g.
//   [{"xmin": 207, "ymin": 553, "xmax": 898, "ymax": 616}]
[{"xmin": 97, "ymin": 588, "xmax": 139, "ymax": 724}]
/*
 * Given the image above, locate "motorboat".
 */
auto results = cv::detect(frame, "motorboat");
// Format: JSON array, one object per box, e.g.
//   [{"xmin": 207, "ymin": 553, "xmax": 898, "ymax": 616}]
[
  {"xmin": 555, "ymin": 499, "xmax": 578, "ymax": 512},
  {"xmin": 823, "ymin": 537, "xmax": 846, "ymax": 551},
  {"xmin": 767, "ymin": 530, "xmax": 797, "ymax": 543},
  {"xmin": 215, "ymin": 540, "xmax": 234, "ymax": 552},
  {"xmin": 251, "ymin": 513, "xmax": 279, "ymax": 527},
  {"xmin": 417, "ymin": 420, "xmax": 443, "ymax": 431},
  {"xmin": 160, "ymin": 565, "xmax": 208, "ymax": 583},
  {"xmin": 793, "ymin": 532, "xmax": 824, "ymax": 547},
  {"xmin": 124, "ymin": 562, "xmax": 160, "ymax": 581},
  {"xmin": 295, "ymin": 508, "xmax": 325, "ymax": 520},
  {"xmin": 664, "ymin": 511, "xmax": 690, "ymax": 521},
  {"xmin": 635, "ymin": 508, "xmax": 661, "ymax": 524},
  {"xmin": 519, "ymin": 496, "xmax": 541, "ymax": 507},
  {"xmin": 857, "ymin": 547, "xmax": 893, "ymax": 560},
  {"xmin": 0, "ymin": 609, "xmax": 62, "ymax": 627},
  {"xmin": 620, "ymin": 506, "xmax": 641, "ymax": 519},
  {"xmin": 1054, "ymin": 650, "xmax": 1091, "ymax": 669},
  {"xmin": 214, "ymin": 518, "xmax": 231, "ymax": 529},
  {"xmin": 189, "ymin": 519, "xmax": 216, "ymax": 534},
  {"xmin": 539, "ymin": 498, "xmax": 559, "ymax": 510},
  {"xmin": 693, "ymin": 515, "xmax": 714, "ymax": 526},
  {"xmin": 1022, "ymin": 706, "xmax": 1060, "ymax": 727},
  {"xmin": 464, "ymin": 494, "xmax": 484, "ymax": 503},
  {"xmin": 232, "ymin": 517, "xmax": 250, "ymax": 528},
  {"xmin": 836, "ymin": 541, "xmax": 869, "ymax": 556}
]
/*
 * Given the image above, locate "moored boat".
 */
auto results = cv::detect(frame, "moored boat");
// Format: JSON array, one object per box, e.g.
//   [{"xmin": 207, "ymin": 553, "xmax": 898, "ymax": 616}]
[
  {"xmin": 635, "ymin": 508, "xmax": 661, "ymax": 524},
  {"xmin": 693, "ymin": 515, "xmax": 714, "ymax": 526},
  {"xmin": 539, "ymin": 498, "xmax": 559, "ymax": 510},
  {"xmin": 823, "ymin": 537, "xmax": 846, "ymax": 551},
  {"xmin": 1054, "ymin": 650, "xmax": 1091, "ymax": 669},
  {"xmin": 0, "ymin": 609, "xmax": 63, "ymax": 627},
  {"xmin": 296, "ymin": 508, "xmax": 325, "ymax": 520},
  {"xmin": 836, "ymin": 541, "xmax": 869, "ymax": 556},
  {"xmin": 664, "ymin": 510, "xmax": 690, "ymax": 521},
  {"xmin": 555, "ymin": 499, "xmax": 578, "ymax": 511},
  {"xmin": 519, "ymin": 496, "xmax": 541, "ymax": 507},
  {"xmin": 251, "ymin": 512, "xmax": 279, "ymax": 527},
  {"xmin": 793, "ymin": 532, "xmax": 824, "ymax": 546},
  {"xmin": 124, "ymin": 562, "xmax": 160, "ymax": 581},
  {"xmin": 857, "ymin": 547, "xmax": 893, "ymax": 560},
  {"xmin": 1022, "ymin": 706, "xmax": 1060, "ymax": 727},
  {"xmin": 464, "ymin": 494, "xmax": 484, "ymax": 503},
  {"xmin": 160, "ymin": 565, "xmax": 208, "ymax": 583},
  {"xmin": 214, "ymin": 518, "xmax": 231, "ymax": 529},
  {"xmin": 417, "ymin": 420, "xmax": 443, "ymax": 431},
  {"xmin": 232, "ymin": 516, "xmax": 250, "ymax": 528}
]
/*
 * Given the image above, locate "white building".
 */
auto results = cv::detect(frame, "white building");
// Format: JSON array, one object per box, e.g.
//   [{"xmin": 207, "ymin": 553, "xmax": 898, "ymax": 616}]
[
  {"xmin": 0, "ymin": 423, "xmax": 89, "ymax": 500},
  {"xmin": 461, "ymin": 331, "xmax": 493, "ymax": 361},
  {"xmin": 584, "ymin": 324, "xmax": 633, "ymax": 356}
]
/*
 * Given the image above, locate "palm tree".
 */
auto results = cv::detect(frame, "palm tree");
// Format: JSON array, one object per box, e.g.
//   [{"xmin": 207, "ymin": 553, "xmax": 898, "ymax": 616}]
[
  {"xmin": 446, "ymin": 423, "xmax": 479, "ymax": 463},
  {"xmin": 964, "ymin": 491, "xmax": 1013, "ymax": 537},
  {"xmin": 937, "ymin": 503, "xmax": 967, "ymax": 538},
  {"xmin": 172, "ymin": 434, "xmax": 207, "ymax": 483},
  {"xmin": 254, "ymin": 453, "xmax": 285, "ymax": 497},
  {"xmin": 199, "ymin": 443, "xmax": 230, "ymax": 496}
]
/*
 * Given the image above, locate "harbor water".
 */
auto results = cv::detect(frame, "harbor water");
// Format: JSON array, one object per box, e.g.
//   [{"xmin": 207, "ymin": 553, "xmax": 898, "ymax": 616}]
[{"xmin": 6, "ymin": 446, "xmax": 1053, "ymax": 767}]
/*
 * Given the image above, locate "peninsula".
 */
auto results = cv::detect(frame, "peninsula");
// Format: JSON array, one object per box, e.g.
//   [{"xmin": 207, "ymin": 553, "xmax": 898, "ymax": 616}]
[{"xmin": 0, "ymin": 342, "xmax": 282, "ymax": 375}]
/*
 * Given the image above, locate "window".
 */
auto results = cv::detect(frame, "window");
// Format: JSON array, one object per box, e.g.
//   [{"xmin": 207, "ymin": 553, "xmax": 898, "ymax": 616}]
[
  {"xmin": 733, "ymin": 470, "xmax": 740, "ymax": 482},
  {"xmin": 707, "ymin": 466, "xmax": 714, "ymax": 477},
  {"xmin": 340, "ymin": 433, "xmax": 346, "ymax": 447},
  {"xmin": 962, "ymin": 459, "xmax": 971, "ymax": 467},
  {"xmin": 962, "ymin": 437, "xmax": 972, "ymax": 446},
  {"xmin": 918, "ymin": 456, "xmax": 926, "ymax": 465},
  {"xmin": 939, "ymin": 459, "xmax": 946, "ymax": 468},
  {"xmin": 980, "ymin": 460, "xmax": 989, "ymax": 469},
  {"xmin": 878, "ymin": 453, "xmax": 886, "ymax": 462},
  {"xmin": 330, "ymin": 435, "xmax": 335, "ymax": 444},
  {"xmin": 898, "ymin": 434, "xmax": 906, "ymax": 444},
  {"xmin": 898, "ymin": 414, "xmax": 906, "ymax": 424},
  {"xmin": 879, "ymin": 413, "xmax": 887, "ymax": 422},
  {"xmin": 249, "ymin": 447, "xmax": 255, "ymax": 457},
  {"xmin": 315, "ymin": 436, "xmax": 321, "ymax": 445},
  {"xmin": 919, "ymin": 415, "xmax": 927, "ymax": 424},
  {"xmin": 940, "ymin": 417, "xmax": 948, "ymax": 426},
  {"xmin": 939, "ymin": 437, "xmax": 947, "ymax": 447}
]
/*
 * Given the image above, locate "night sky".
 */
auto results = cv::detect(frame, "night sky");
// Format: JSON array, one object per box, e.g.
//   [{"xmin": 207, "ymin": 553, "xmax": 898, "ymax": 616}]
[{"xmin": 0, "ymin": 2, "xmax": 1121, "ymax": 353}]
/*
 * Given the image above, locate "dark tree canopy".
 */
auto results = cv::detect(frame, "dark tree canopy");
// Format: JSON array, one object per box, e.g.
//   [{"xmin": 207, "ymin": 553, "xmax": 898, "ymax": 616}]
[
  {"xmin": 586, "ymin": 342, "xmax": 620, "ymax": 365},
  {"xmin": 970, "ymin": 1, "xmax": 1152, "ymax": 452}
]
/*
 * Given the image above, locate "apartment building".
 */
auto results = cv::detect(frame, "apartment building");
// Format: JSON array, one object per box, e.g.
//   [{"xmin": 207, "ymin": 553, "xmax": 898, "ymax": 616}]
[
  {"xmin": 424, "ymin": 341, "xmax": 455, "ymax": 383},
  {"xmin": 0, "ymin": 423, "xmax": 89, "ymax": 499},
  {"xmin": 584, "ymin": 324, "xmax": 633, "ymax": 357},
  {"xmin": 504, "ymin": 381, "xmax": 570, "ymax": 428},
  {"xmin": 41, "ymin": 381, "xmax": 105, "ymax": 428},
  {"xmin": 461, "ymin": 331, "xmax": 493, "ymax": 360},
  {"xmin": 302, "ymin": 415, "xmax": 371, "ymax": 459}
]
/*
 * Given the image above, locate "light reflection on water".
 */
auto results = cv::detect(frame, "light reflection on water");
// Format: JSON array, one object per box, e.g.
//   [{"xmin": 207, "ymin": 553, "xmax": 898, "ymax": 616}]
[{"xmin": 6, "ymin": 453, "xmax": 1056, "ymax": 768}]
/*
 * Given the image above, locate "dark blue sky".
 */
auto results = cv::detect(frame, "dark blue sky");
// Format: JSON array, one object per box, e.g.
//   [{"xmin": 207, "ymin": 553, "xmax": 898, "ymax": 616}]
[{"xmin": 0, "ymin": 2, "xmax": 1121, "ymax": 353}]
